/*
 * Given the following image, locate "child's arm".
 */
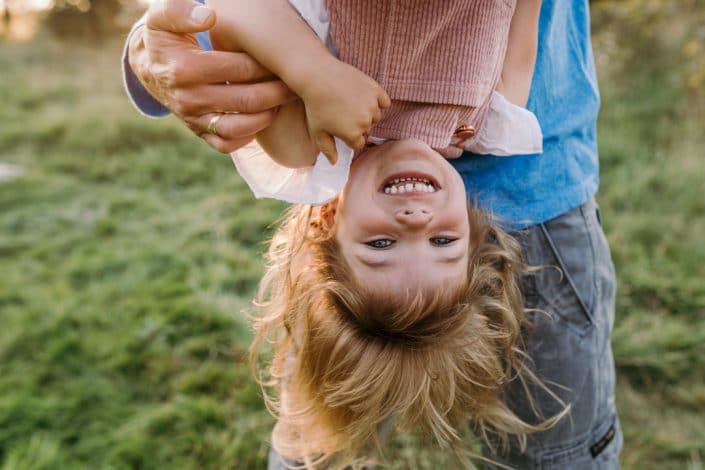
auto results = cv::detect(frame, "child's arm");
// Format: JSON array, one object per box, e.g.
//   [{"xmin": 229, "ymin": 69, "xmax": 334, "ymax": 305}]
[
  {"xmin": 496, "ymin": 0, "xmax": 542, "ymax": 107},
  {"xmin": 256, "ymin": 98, "xmax": 319, "ymax": 168},
  {"xmin": 206, "ymin": 0, "xmax": 390, "ymax": 166}
]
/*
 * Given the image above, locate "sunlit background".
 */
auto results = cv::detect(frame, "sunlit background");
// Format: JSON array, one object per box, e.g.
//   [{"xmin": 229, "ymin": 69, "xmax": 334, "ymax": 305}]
[
  {"xmin": 0, "ymin": 0, "xmax": 148, "ymax": 40},
  {"xmin": 0, "ymin": 0, "xmax": 53, "ymax": 12},
  {"xmin": 0, "ymin": 0, "xmax": 147, "ymax": 8}
]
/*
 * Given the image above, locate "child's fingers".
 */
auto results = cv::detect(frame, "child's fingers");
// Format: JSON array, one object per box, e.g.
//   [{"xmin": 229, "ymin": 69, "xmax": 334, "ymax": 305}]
[
  {"xmin": 316, "ymin": 132, "xmax": 338, "ymax": 165},
  {"xmin": 339, "ymin": 131, "xmax": 366, "ymax": 150},
  {"xmin": 437, "ymin": 145, "xmax": 464, "ymax": 159},
  {"xmin": 371, "ymin": 106, "xmax": 382, "ymax": 125},
  {"xmin": 350, "ymin": 135, "xmax": 367, "ymax": 150},
  {"xmin": 378, "ymin": 89, "xmax": 391, "ymax": 109}
]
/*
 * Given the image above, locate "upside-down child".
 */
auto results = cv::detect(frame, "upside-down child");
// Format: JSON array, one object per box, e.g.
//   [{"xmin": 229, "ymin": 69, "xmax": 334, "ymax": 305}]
[
  {"xmin": 211, "ymin": 0, "xmax": 544, "ymax": 204},
  {"xmin": 204, "ymin": 0, "xmax": 563, "ymax": 467}
]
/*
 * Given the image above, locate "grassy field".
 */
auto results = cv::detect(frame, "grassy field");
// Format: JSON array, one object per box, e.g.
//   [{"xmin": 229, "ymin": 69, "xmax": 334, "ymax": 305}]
[{"xmin": 1, "ymin": 10, "xmax": 704, "ymax": 469}]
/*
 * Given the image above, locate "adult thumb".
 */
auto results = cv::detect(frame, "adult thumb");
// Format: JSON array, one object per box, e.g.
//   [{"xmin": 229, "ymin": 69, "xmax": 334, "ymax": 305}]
[{"xmin": 146, "ymin": 0, "xmax": 216, "ymax": 33}]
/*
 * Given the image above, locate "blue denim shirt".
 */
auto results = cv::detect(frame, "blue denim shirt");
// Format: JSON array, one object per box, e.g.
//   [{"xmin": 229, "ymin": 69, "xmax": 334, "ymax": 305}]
[
  {"xmin": 452, "ymin": 0, "xmax": 600, "ymax": 228},
  {"xmin": 123, "ymin": 0, "xmax": 600, "ymax": 229}
]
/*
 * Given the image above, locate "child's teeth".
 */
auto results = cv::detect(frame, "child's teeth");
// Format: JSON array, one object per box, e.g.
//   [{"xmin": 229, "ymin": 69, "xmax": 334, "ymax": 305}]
[{"xmin": 383, "ymin": 177, "xmax": 437, "ymax": 194}]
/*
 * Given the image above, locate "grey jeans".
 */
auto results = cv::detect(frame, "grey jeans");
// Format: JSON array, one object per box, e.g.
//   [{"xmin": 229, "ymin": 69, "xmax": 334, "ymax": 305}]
[
  {"xmin": 484, "ymin": 198, "xmax": 622, "ymax": 469},
  {"xmin": 268, "ymin": 198, "xmax": 622, "ymax": 469}
]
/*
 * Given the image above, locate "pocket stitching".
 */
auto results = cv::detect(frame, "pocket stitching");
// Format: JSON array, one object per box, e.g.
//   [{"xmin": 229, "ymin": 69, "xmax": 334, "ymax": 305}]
[
  {"xmin": 538, "ymin": 221, "xmax": 595, "ymax": 327},
  {"xmin": 584, "ymin": 204, "xmax": 600, "ymax": 319}
]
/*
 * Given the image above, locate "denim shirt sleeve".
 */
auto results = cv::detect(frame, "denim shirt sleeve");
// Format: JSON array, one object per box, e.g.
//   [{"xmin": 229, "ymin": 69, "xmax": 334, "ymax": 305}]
[{"xmin": 121, "ymin": 10, "xmax": 214, "ymax": 118}]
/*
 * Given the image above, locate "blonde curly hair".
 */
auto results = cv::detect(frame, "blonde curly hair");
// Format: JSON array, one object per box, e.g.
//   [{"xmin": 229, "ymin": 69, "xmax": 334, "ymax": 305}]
[{"xmin": 250, "ymin": 202, "xmax": 565, "ymax": 469}]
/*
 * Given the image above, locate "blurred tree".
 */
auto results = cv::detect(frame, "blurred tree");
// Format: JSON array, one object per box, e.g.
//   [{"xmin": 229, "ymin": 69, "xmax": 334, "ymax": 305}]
[
  {"xmin": 591, "ymin": 0, "xmax": 705, "ymax": 97},
  {"xmin": 44, "ymin": 0, "xmax": 140, "ymax": 39},
  {"xmin": 2, "ymin": 6, "xmax": 9, "ymax": 30}
]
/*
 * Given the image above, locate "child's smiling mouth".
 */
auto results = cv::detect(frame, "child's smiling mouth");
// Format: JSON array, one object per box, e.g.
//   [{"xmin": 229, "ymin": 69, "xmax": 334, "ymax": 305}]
[{"xmin": 379, "ymin": 172, "xmax": 440, "ymax": 195}]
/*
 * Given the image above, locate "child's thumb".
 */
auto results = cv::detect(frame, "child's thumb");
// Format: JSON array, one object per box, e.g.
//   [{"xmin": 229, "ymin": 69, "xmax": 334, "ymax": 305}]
[
  {"xmin": 378, "ymin": 88, "xmax": 391, "ymax": 109},
  {"xmin": 316, "ymin": 133, "xmax": 339, "ymax": 165}
]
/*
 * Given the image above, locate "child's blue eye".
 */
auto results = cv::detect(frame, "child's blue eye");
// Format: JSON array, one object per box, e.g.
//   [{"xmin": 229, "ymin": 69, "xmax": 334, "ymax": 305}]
[
  {"xmin": 366, "ymin": 239, "xmax": 395, "ymax": 249},
  {"xmin": 430, "ymin": 237, "xmax": 457, "ymax": 246}
]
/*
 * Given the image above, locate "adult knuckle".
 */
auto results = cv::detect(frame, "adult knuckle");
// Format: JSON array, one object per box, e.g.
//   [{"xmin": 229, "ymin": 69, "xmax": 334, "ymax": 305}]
[
  {"xmin": 183, "ymin": 117, "xmax": 200, "ymax": 133},
  {"xmin": 233, "ymin": 56, "xmax": 255, "ymax": 79},
  {"xmin": 170, "ymin": 89, "xmax": 192, "ymax": 114},
  {"xmin": 147, "ymin": 61, "xmax": 164, "ymax": 82},
  {"xmin": 213, "ymin": 141, "xmax": 231, "ymax": 154},
  {"xmin": 149, "ymin": 61, "xmax": 177, "ymax": 91},
  {"xmin": 171, "ymin": 102, "xmax": 187, "ymax": 117},
  {"xmin": 215, "ymin": 116, "xmax": 233, "ymax": 136},
  {"xmin": 236, "ymin": 90, "xmax": 257, "ymax": 112},
  {"xmin": 167, "ymin": 60, "xmax": 189, "ymax": 86}
]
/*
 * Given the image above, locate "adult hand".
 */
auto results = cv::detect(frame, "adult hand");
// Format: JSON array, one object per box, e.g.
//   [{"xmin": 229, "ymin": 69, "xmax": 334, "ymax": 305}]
[{"xmin": 128, "ymin": 0, "xmax": 296, "ymax": 153}]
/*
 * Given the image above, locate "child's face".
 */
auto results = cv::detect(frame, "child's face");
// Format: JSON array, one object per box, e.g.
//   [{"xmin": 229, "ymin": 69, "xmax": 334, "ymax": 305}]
[{"xmin": 335, "ymin": 140, "xmax": 470, "ymax": 295}]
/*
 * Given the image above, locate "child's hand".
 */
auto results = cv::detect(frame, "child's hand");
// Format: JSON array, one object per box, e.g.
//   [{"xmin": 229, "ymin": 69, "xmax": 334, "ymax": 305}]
[{"xmin": 300, "ymin": 60, "xmax": 390, "ymax": 164}]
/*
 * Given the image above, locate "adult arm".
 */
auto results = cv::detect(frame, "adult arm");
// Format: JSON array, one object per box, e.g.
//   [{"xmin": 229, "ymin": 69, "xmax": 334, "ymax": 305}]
[{"xmin": 123, "ymin": 0, "xmax": 296, "ymax": 153}]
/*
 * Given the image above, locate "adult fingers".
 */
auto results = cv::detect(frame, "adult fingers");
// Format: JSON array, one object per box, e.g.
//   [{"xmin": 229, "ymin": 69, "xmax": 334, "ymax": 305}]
[
  {"xmin": 172, "ymin": 50, "xmax": 277, "ymax": 86},
  {"xmin": 188, "ymin": 110, "xmax": 277, "ymax": 141},
  {"xmin": 146, "ymin": 0, "xmax": 215, "ymax": 33},
  {"xmin": 173, "ymin": 81, "xmax": 296, "ymax": 116},
  {"xmin": 315, "ymin": 132, "xmax": 338, "ymax": 165},
  {"xmin": 200, "ymin": 133, "xmax": 258, "ymax": 155}
]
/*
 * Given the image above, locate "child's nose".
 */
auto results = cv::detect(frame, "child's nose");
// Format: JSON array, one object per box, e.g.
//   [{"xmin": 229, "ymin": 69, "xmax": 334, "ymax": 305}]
[{"xmin": 395, "ymin": 208, "xmax": 432, "ymax": 227}]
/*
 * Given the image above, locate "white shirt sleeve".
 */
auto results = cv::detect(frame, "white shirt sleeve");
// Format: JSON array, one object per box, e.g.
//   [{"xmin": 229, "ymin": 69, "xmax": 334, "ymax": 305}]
[
  {"xmin": 464, "ymin": 92, "xmax": 543, "ymax": 156},
  {"xmin": 231, "ymin": 140, "xmax": 354, "ymax": 204}
]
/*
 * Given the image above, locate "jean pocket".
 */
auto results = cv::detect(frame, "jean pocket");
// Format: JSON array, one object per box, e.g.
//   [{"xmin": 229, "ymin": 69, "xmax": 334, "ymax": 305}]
[{"xmin": 527, "ymin": 202, "xmax": 599, "ymax": 333}]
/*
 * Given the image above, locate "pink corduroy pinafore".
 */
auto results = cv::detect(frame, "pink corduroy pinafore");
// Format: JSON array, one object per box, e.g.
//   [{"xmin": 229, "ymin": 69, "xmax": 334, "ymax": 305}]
[{"xmin": 324, "ymin": 0, "xmax": 516, "ymax": 150}]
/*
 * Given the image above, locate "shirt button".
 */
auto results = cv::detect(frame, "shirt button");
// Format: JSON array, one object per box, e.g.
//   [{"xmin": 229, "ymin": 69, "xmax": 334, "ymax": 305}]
[{"xmin": 454, "ymin": 125, "xmax": 476, "ymax": 139}]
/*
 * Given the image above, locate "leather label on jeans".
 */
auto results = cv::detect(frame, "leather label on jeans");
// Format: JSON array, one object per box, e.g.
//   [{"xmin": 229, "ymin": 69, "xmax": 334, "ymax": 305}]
[{"xmin": 590, "ymin": 425, "xmax": 615, "ymax": 458}]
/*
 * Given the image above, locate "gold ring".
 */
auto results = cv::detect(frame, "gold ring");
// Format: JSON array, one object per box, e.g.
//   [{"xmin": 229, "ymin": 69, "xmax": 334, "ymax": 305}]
[{"xmin": 207, "ymin": 114, "xmax": 223, "ymax": 137}]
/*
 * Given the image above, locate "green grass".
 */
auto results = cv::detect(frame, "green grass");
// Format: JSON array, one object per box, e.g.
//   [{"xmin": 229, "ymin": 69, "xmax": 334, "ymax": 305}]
[{"xmin": 1, "ymin": 16, "xmax": 704, "ymax": 469}]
